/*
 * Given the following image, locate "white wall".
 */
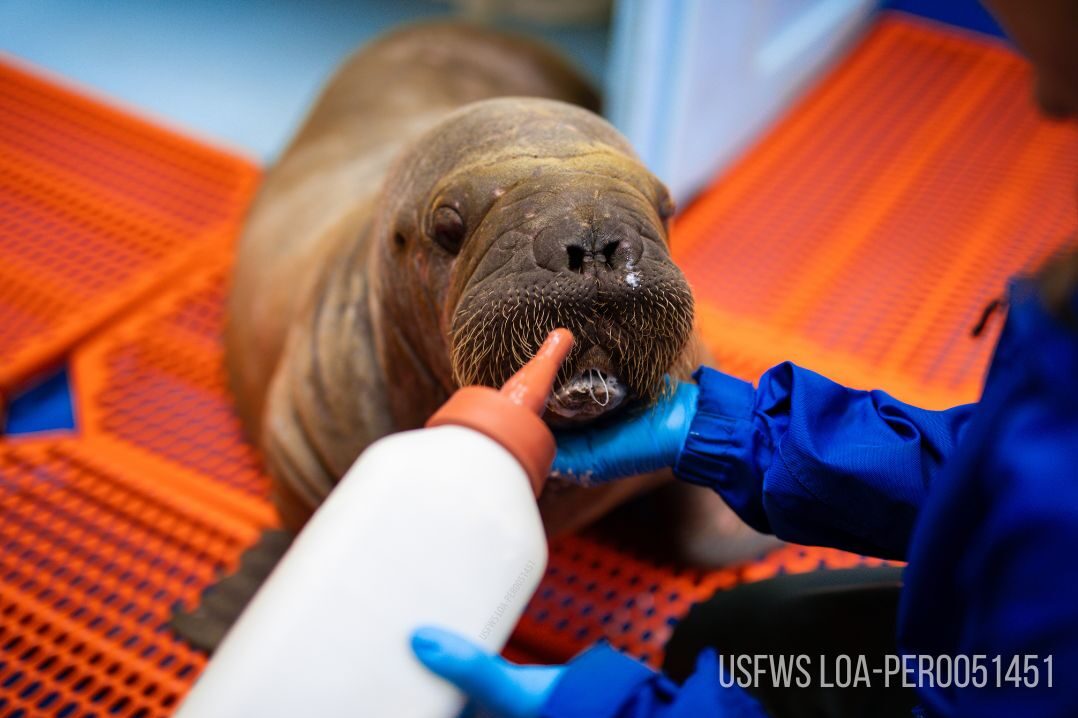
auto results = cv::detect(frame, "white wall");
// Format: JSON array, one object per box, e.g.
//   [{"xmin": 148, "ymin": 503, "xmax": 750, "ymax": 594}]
[{"xmin": 607, "ymin": 0, "xmax": 877, "ymax": 203}]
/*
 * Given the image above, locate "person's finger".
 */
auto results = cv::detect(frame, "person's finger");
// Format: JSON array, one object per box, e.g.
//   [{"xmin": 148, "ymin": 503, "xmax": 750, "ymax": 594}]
[
  {"xmin": 412, "ymin": 626, "xmax": 505, "ymax": 697},
  {"xmin": 555, "ymin": 418, "xmax": 648, "ymax": 483},
  {"xmin": 412, "ymin": 628, "xmax": 562, "ymax": 718},
  {"xmin": 551, "ymin": 431, "xmax": 598, "ymax": 483}
]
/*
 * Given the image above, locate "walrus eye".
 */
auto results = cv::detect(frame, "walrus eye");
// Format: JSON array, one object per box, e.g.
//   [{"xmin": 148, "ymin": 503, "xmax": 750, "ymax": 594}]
[
  {"xmin": 658, "ymin": 194, "xmax": 676, "ymax": 221},
  {"xmin": 431, "ymin": 206, "xmax": 466, "ymax": 255}
]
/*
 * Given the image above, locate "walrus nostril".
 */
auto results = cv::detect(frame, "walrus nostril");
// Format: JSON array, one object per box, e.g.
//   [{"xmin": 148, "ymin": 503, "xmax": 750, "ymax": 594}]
[
  {"xmin": 601, "ymin": 239, "xmax": 620, "ymax": 264},
  {"xmin": 564, "ymin": 240, "xmax": 621, "ymax": 273},
  {"xmin": 566, "ymin": 244, "xmax": 586, "ymax": 272}
]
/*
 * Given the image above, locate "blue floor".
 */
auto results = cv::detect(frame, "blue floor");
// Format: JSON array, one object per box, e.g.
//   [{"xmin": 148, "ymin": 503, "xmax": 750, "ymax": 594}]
[
  {"xmin": 4, "ymin": 369, "xmax": 76, "ymax": 434},
  {"xmin": 0, "ymin": 0, "xmax": 1005, "ymax": 436}
]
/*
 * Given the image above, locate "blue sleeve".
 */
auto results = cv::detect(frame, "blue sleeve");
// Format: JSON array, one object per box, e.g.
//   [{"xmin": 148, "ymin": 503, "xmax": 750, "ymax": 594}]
[
  {"xmin": 541, "ymin": 644, "xmax": 767, "ymax": 718},
  {"xmin": 900, "ymin": 348, "xmax": 1078, "ymax": 718},
  {"xmin": 674, "ymin": 363, "xmax": 975, "ymax": 559},
  {"xmin": 916, "ymin": 446, "xmax": 1078, "ymax": 718}
]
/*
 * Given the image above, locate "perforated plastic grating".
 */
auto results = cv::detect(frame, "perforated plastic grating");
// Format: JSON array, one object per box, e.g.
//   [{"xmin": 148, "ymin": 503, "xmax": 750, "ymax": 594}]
[
  {"xmin": 512, "ymin": 535, "xmax": 895, "ymax": 667},
  {"xmin": 2, "ymin": 11, "xmax": 1076, "ymax": 714},
  {"xmin": 73, "ymin": 261, "xmax": 273, "ymax": 506},
  {"xmin": 0, "ymin": 439, "xmax": 264, "ymax": 718},
  {"xmin": 0, "ymin": 59, "xmax": 259, "ymax": 399},
  {"xmin": 671, "ymin": 17, "xmax": 1078, "ymax": 409}
]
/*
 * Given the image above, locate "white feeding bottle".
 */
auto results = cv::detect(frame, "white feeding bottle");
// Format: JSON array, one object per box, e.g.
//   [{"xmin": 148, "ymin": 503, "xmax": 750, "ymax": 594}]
[{"xmin": 175, "ymin": 328, "xmax": 575, "ymax": 718}]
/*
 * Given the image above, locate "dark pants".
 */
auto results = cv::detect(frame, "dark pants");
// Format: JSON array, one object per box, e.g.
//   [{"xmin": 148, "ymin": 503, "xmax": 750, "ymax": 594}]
[{"xmin": 663, "ymin": 566, "xmax": 918, "ymax": 718}]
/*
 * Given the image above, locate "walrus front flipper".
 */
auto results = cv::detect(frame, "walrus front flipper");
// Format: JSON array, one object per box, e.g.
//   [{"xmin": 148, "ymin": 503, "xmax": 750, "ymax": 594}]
[{"xmin": 170, "ymin": 529, "xmax": 294, "ymax": 653}]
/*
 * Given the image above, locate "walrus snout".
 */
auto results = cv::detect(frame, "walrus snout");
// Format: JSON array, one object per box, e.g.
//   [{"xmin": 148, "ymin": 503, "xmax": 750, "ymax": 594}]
[
  {"xmin": 448, "ymin": 188, "xmax": 695, "ymax": 413},
  {"xmin": 531, "ymin": 194, "xmax": 646, "ymax": 283},
  {"xmin": 440, "ymin": 110, "xmax": 695, "ymax": 417},
  {"xmin": 539, "ymin": 218, "xmax": 644, "ymax": 279}
]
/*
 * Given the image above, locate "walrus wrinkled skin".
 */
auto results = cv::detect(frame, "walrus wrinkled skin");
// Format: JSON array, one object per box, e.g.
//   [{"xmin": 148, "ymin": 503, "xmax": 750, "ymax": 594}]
[{"xmin": 226, "ymin": 23, "xmax": 773, "ymax": 561}]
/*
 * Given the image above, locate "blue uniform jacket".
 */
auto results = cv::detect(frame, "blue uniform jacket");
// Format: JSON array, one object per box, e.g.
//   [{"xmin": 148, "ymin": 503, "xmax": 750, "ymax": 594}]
[{"xmin": 541, "ymin": 279, "xmax": 1078, "ymax": 718}]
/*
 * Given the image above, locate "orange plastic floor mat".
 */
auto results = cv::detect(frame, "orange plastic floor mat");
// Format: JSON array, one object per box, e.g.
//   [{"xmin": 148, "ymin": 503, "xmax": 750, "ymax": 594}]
[
  {"xmin": 2, "ymin": 12, "xmax": 1077, "ymax": 716},
  {"xmin": 673, "ymin": 17, "xmax": 1077, "ymax": 408},
  {"xmin": 0, "ymin": 60, "xmax": 259, "ymax": 400},
  {"xmin": 0, "ymin": 439, "xmax": 263, "ymax": 718},
  {"xmin": 73, "ymin": 259, "xmax": 273, "ymax": 512}
]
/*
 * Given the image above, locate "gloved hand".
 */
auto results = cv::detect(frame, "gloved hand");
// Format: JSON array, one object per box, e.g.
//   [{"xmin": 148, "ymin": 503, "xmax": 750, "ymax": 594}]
[
  {"xmin": 411, "ymin": 626, "xmax": 565, "ymax": 718},
  {"xmin": 551, "ymin": 379, "xmax": 700, "ymax": 485}
]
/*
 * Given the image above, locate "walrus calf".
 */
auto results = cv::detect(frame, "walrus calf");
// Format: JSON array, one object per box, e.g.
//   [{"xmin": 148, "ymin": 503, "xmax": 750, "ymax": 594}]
[{"xmin": 224, "ymin": 22, "xmax": 772, "ymax": 573}]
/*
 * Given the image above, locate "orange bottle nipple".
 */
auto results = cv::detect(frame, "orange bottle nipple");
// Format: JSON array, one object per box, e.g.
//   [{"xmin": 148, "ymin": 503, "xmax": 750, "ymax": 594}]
[
  {"xmin": 426, "ymin": 329, "xmax": 575, "ymax": 494},
  {"xmin": 498, "ymin": 328, "xmax": 574, "ymax": 413}
]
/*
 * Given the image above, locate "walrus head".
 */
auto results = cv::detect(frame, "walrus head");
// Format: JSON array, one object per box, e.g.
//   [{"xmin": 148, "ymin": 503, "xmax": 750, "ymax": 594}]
[{"xmin": 370, "ymin": 98, "xmax": 694, "ymax": 426}]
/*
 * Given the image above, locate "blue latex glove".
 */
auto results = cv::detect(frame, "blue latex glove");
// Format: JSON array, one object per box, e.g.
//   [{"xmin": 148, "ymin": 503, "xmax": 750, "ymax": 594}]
[
  {"xmin": 411, "ymin": 626, "xmax": 565, "ymax": 718},
  {"xmin": 551, "ymin": 380, "xmax": 700, "ymax": 485}
]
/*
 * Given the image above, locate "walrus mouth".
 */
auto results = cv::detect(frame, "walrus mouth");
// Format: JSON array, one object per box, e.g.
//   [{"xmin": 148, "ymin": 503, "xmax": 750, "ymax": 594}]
[
  {"xmin": 548, "ymin": 367, "xmax": 628, "ymax": 422},
  {"xmin": 545, "ymin": 344, "xmax": 628, "ymax": 423}
]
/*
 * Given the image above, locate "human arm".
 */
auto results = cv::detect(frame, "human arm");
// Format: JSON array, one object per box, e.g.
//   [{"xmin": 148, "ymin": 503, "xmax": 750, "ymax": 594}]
[{"xmin": 554, "ymin": 363, "xmax": 975, "ymax": 559}]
